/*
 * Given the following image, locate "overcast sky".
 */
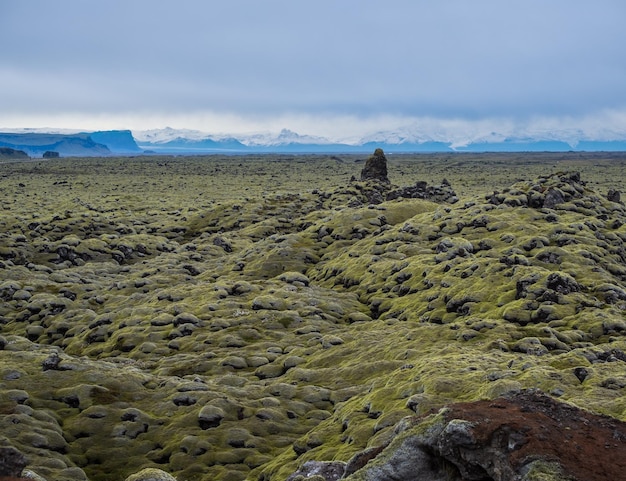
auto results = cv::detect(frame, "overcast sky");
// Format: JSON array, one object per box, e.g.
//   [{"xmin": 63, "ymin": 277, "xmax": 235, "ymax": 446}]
[{"xmin": 1, "ymin": 0, "xmax": 625, "ymax": 144}]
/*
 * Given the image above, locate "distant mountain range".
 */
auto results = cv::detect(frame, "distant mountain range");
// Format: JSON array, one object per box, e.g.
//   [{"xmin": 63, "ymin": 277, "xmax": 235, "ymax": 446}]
[
  {"xmin": 135, "ymin": 128, "xmax": 626, "ymax": 154},
  {"xmin": 0, "ymin": 130, "xmax": 141, "ymax": 157},
  {"xmin": 1, "ymin": 128, "xmax": 626, "ymax": 157}
]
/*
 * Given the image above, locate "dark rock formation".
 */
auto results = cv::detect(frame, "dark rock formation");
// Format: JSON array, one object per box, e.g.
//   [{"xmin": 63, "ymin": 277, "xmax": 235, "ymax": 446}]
[
  {"xmin": 290, "ymin": 390, "xmax": 626, "ymax": 481},
  {"xmin": 43, "ymin": 150, "xmax": 60, "ymax": 158},
  {"xmin": 607, "ymin": 188, "xmax": 621, "ymax": 203},
  {"xmin": 543, "ymin": 187, "xmax": 566, "ymax": 209},
  {"xmin": 387, "ymin": 180, "xmax": 458, "ymax": 203},
  {"xmin": 348, "ymin": 149, "xmax": 458, "ymax": 205},
  {"xmin": 0, "ymin": 446, "xmax": 27, "ymax": 477},
  {"xmin": 360, "ymin": 148, "xmax": 389, "ymax": 183}
]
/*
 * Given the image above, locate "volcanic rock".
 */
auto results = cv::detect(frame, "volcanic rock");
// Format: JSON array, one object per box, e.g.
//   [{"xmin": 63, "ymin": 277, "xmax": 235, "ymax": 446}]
[
  {"xmin": 607, "ymin": 188, "xmax": 621, "ymax": 203},
  {"xmin": 386, "ymin": 180, "xmax": 458, "ymax": 203},
  {"xmin": 360, "ymin": 148, "xmax": 389, "ymax": 183},
  {"xmin": 0, "ymin": 446, "xmax": 27, "ymax": 477}
]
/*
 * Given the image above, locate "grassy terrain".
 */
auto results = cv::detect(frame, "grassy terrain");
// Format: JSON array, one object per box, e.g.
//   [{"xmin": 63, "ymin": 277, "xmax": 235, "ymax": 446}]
[{"xmin": 0, "ymin": 152, "xmax": 625, "ymax": 481}]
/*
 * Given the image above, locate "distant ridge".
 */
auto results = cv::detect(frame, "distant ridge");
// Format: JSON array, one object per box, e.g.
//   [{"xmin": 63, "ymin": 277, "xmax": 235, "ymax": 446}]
[
  {"xmin": 0, "ymin": 146, "xmax": 29, "ymax": 160},
  {"xmin": 0, "ymin": 130, "xmax": 141, "ymax": 157},
  {"xmin": 135, "ymin": 128, "xmax": 626, "ymax": 153},
  {"xmin": 134, "ymin": 138, "xmax": 626, "ymax": 154}
]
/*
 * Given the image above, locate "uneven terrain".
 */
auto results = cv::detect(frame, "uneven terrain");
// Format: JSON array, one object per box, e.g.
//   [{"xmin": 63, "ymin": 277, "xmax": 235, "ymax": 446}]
[{"xmin": 0, "ymin": 152, "xmax": 625, "ymax": 481}]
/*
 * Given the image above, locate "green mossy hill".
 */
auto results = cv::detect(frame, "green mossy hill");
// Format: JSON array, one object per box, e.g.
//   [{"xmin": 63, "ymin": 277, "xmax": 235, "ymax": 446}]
[{"xmin": 0, "ymin": 156, "xmax": 625, "ymax": 481}]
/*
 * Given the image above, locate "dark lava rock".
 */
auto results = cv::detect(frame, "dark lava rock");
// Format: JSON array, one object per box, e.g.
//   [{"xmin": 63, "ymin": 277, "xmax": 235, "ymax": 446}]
[
  {"xmin": 300, "ymin": 390, "xmax": 626, "ymax": 481},
  {"xmin": 543, "ymin": 187, "xmax": 566, "ymax": 209},
  {"xmin": 573, "ymin": 367, "xmax": 589, "ymax": 383},
  {"xmin": 360, "ymin": 148, "xmax": 389, "ymax": 183},
  {"xmin": 42, "ymin": 351, "xmax": 61, "ymax": 371},
  {"xmin": 386, "ymin": 180, "xmax": 458, "ymax": 203},
  {"xmin": 213, "ymin": 236, "xmax": 233, "ymax": 253},
  {"xmin": 607, "ymin": 188, "xmax": 621, "ymax": 203},
  {"xmin": 0, "ymin": 446, "xmax": 27, "ymax": 477},
  {"xmin": 546, "ymin": 272, "xmax": 580, "ymax": 294}
]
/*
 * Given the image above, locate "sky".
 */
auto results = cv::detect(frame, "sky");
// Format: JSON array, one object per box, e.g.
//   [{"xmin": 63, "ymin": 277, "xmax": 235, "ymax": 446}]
[{"xmin": 1, "ymin": 0, "xmax": 626, "ymax": 145}]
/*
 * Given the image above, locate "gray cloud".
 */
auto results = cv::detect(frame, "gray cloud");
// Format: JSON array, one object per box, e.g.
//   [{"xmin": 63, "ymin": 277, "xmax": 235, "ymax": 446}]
[{"xmin": 1, "ymin": 0, "xmax": 625, "ymax": 137}]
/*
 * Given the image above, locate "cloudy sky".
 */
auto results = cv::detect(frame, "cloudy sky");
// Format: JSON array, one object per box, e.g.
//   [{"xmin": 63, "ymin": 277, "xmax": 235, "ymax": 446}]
[{"xmin": 1, "ymin": 0, "xmax": 625, "ymax": 145}]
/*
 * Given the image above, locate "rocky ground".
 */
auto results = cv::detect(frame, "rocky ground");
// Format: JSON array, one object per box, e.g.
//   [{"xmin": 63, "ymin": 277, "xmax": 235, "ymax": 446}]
[{"xmin": 0, "ymin": 152, "xmax": 625, "ymax": 481}]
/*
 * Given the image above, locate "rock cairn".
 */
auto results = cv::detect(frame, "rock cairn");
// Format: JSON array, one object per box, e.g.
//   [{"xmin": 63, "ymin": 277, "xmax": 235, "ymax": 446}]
[
  {"xmin": 353, "ymin": 148, "xmax": 458, "ymax": 204},
  {"xmin": 360, "ymin": 148, "xmax": 389, "ymax": 183}
]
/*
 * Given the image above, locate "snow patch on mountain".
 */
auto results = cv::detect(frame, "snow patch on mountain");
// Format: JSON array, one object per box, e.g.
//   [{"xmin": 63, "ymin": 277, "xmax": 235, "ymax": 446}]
[
  {"xmin": 134, "ymin": 127, "xmax": 219, "ymax": 144},
  {"xmin": 241, "ymin": 129, "xmax": 335, "ymax": 146}
]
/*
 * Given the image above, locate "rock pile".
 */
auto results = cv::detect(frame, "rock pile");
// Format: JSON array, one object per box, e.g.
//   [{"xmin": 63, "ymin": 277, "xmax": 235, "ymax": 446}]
[
  {"xmin": 352, "ymin": 149, "xmax": 458, "ymax": 205},
  {"xmin": 386, "ymin": 178, "xmax": 457, "ymax": 203}
]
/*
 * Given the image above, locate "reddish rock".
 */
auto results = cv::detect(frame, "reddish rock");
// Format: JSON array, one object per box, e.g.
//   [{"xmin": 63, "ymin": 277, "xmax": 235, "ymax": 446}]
[
  {"xmin": 310, "ymin": 390, "xmax": 626, "ymax": 481},
  {"xmin": 441, "ymin": 390, "xmax": 626, "ymax": 480}
]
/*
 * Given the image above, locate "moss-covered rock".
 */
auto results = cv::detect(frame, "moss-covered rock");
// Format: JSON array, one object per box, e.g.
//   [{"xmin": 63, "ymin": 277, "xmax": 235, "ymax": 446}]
[{"xmin": 1, "ymin": 156, "xmax": 625, "ymax": 481}]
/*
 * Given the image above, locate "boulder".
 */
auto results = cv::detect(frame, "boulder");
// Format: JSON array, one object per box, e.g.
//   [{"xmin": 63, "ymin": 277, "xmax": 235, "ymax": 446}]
[
  {"xmin": 0, "ymin": 446, "xmax": 27, "ymax": 477},
  {"xmin": 607, "ymin": 188, "xmax": 621, "ymax": 202}
]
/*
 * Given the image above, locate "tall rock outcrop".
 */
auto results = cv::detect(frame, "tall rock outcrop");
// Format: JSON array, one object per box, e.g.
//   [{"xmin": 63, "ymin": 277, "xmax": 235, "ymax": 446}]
[{"xmin": 360, "ymin": 148, "xmax": 389, "ymax": 183}]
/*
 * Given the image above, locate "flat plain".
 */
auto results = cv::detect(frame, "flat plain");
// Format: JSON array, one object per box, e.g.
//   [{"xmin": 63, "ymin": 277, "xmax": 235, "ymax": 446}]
[{"xmin": 1, "ymin": 151, "xmax": 625, "ymax": 481}]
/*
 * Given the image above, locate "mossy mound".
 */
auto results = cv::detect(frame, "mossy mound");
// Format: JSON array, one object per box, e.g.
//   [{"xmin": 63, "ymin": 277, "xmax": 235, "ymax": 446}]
[{"xmin": 0, "ymin": 156, "xmax": 625, "ymax": 481}]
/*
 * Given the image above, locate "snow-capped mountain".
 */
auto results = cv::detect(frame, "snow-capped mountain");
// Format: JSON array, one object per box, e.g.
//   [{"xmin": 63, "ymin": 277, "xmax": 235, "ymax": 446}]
[
  {"xmin": 134, "ymin": 126, "xmax": 626, "ymax": 153},
  {"xmin": 3, "ymin": 126, "xmax": 625, "ymax": 156},
  {"xmin": 134, "ymin": 128, "xmax": 335, "ymax": 147},
  {"xmin": 133, "ymin": 127, "xmax": 220, "ymax": 144},
  {"xmin": 241, "ymin": 128, "xmax": 336, "ymax": 147}
]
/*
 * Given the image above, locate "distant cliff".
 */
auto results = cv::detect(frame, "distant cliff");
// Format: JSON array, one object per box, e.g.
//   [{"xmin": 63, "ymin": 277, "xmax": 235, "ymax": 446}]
[
  {"xmin": 90, "ymin": 130, "xmax": 143, "ymax": 154},
  {"xmin": 0, "ymin": 147, "xmax": 29, "ymax": 160},
  {"xmin": 0, "ymin": 130, "xmax": 141, "ymax": 157}
]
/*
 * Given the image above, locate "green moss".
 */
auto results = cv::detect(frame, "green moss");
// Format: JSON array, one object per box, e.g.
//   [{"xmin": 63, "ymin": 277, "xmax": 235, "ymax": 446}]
[{"xmin": 2, "ymin": 157, "xmax": 626, "ymax": 481}]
